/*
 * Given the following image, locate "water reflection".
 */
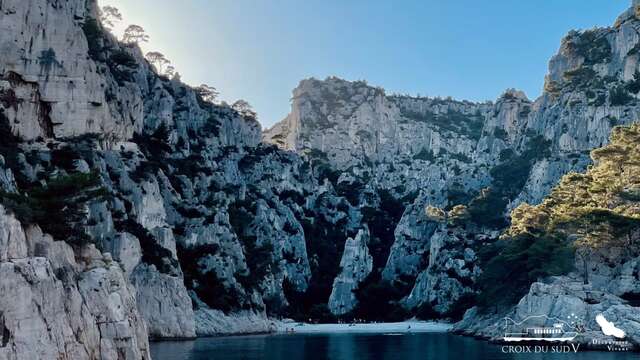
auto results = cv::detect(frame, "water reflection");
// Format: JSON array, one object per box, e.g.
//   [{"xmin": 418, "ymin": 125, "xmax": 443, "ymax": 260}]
[{"xmin": 151, "ymin": 333, "xmax": 638, "ymax": 360}]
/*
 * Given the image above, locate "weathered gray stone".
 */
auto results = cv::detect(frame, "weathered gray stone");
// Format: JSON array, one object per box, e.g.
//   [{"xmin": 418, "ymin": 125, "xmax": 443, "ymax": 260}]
[
  {"xmin": 328, "ymin": 227, "xmax": 373, "ymax": 315},
  {"xmin": 131, "ymin": 264, "xmax": 196, "ymax": 339},
  {"xmin": 0, "ymin": 206, "xmax": 150, "ymax": 360}
]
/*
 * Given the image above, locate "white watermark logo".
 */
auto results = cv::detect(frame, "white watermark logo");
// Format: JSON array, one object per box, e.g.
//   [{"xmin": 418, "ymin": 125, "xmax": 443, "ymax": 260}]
[
  {"xmin": 595, "ymin": 314, "xmax": 625, "ymax": 339},
  {"xmin": 502, "ymin": 314, "xmax": 583, "ymax": 343},
  {"xmin": 499, "ymin": 313, "xmax": 633, "ymax": 353},
  {"xmin": 592, "ymin": 313, "xmax": 632, "ymax": 351},
  {"xmin": 500, "ymin": 314, "xmax": 584, "ymax": 354}
]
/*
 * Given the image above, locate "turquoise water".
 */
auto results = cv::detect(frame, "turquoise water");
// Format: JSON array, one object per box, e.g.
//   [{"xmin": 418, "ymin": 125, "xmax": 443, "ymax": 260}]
[{"xmin": 150, "ymin": 333, "xmax": 637, "ymax": 360}]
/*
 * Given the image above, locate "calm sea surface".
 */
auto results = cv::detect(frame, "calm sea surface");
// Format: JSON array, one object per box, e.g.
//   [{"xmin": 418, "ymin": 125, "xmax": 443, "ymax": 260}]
[{"xmin": 150, "ymin": 333, "xmax": 638, "ymax": 360}]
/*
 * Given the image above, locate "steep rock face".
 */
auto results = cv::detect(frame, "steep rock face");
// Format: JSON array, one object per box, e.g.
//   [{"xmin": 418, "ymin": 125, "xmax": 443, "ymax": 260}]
[
  {"xmin": 454, "ymin": 276, "xmax": 640, "ymax": 349},
  {"xmin": 265, "ymin": 1, "xmax": 640, "ymax": 316},
  {"xmin": 455, "ymin": 123, "xmax": 640, "ymax": 347},
  {"xmin": 265, "ymin": 78, "xmax": 499, "ymax": 197},
  {"xmin": 194, "ymin": 308, "xmax": 278, "ymax": 336},
  {"xmin": 265, "ymin": 79, "xmax": 540, "ymax": 314},
  {"xmin": 0, "ymin": 206, "xmax": 150, "ymax": 360},
  {"xmin": 131, "ymin": 264, "xmax": 195, "ymax": 339},
  {"xmin": 328, "ymin": 227, "xmax": 373, "ymax": 315},
  {"xmin": 265, "ymin": 79, "xmax": 545, "ymax": 314},
  {"xmin": 0, "ymin": 0, "xmax": 142, "ymax": 141},
  {"xmin": 0, "ymin": 0, "xmax": 200, "ymax": 341},
  {"xmin": 404, "ymin": 223, "xmax": 487, "ymax": 316},
  {"xmin": 0, "ymin": 0, "xmax": 365, "ymax": 341},
  {"xmin": 381, "ymin": 196, "xmax": 436, "ymax": 282}
]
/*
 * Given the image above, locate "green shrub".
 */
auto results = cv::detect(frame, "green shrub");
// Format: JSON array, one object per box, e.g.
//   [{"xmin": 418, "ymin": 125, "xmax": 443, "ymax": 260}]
[
  {"xmin": 415, "ymin": 302, "xmax": 439, "ymax": 320},
  {"xmin": 108, "ymin": 50, "xmax": 138, "ymax": 68},
  {"xmin": 283, "ymin": 280, "xmax": 337, "ymax": 323},
  {"xmin": 413, "ymin": 148, "xmax": 436, "ymax": 162},
  {"xmin": 416, "ymin": 292, "xmax": 476, "ymax": 321},
  {"xmin": 236, "ymin": 236, "xmax": 275, "ymax": 290},
  {"xmin": 278, "ymin": 189, "xmax": 305, "ymax": 206},
  {"xmin": 107, "ymin": 50, "xmax": 139, "ymax": 84},
  {"xmin": 610, "ymin": 85, "xmax": 633, "ymax": 106},
  {"xmin": 519, "ymin": 106, "xmax": 531, "ymax": 118},
  {"xmin": 627, "ymin": 71, "xmax": 640, "ymax": 94},
  {"xmin": 563, "ymin": 67, "xmax": 597, "ymax": 88},
  {"xmin": 309, "ymin": 304, "xmax": 338, "ymax": 323},
  {"xmin": 446, "ymin": 293, "xmax": 477, "ymax": 320},
  {"xmin": 1, "ymin": 172, "xmax": 107, "ymax": 246},
  {"xmin": 131, "ymin": 124, "xmax": 172, "ymax": 181},
  {"xmin": 446, "ymin": 183, "xmax": 472, "ymax": 208},
  {"xmin": 587, "ymin": 91, "xmax": 607, "ymax": 106},
  {"xmin": 450, "ymin": 152, "xmax": 471, "ymax": 163},
  {"xmin": 82, "ymin": 18, "xmax": 104, "ymax": 60},
  {"xmin": 334, "ymin": 178, "xmax": 365, "ymax": 206},
  {"xmin": 493, "ymin": 127, "xmax": 508, "ymax": 141},
  {"xmin": 476, "ymin": 233, "xmax": 574, "ymax": 310},
  {"xmin": 0, "ymin": 113, "xmax": 21, "ymax": 172},
  {"xmin": 361, "ymin": 190, "xmax": 411, "ymax": 270},
  {"xmin": 401, "ymin": 109, "xmax": 436, "ymax": 123},
  {"xmin": 50, "ymin": 145, "xmax": 82, "ymax": 171},
  {"xmin": 177, "ymin": 242, "xmax": 248, "ymax": 312},
  {"xmin": 467, "ymin": 135, "xmax": 550, "ymax": 227},
  {"xmin": 402, "ymin": 109, "xmax": 484, "ymax": 140},
  {"xmin": 568, "ymin": 31, "xmax": 611, "ymax": 65},
  {"xmin": 201, "ymin": 116, "xmax": 221, "ymax": 137},
  {"xmin": 227, "ymin": 199, "xmax": 276, "ymax": 290}
]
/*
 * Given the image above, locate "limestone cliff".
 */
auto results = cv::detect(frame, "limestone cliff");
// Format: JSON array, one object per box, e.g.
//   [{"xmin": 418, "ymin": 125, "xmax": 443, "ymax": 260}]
[
  {"xmin": 454, "ymin": 124, "xmax": 640, "ymax": 349},
  {"xmin": 0, "ymin": 0, "xmax": 362, "ymax": 352},
  {"xmin": 328, "ymin": 227, "xmax": 373, "ymax": 315},
  {"xmin": 265, "ymin": 0, "xmax": 640, "ymax": 318},
  {"xmin": 0, "ymin": 205, "xmax": 150, "ymax": 359},
  {"xmin": 3, "ymin": 0, "xmax": 640, "ymax": 357}
]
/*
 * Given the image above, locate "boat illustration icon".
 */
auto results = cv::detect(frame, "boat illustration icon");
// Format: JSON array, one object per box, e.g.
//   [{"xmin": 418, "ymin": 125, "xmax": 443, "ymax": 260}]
[{"xmin": 502, "ymin": 315, "xmax": 582, "ymax": 342}]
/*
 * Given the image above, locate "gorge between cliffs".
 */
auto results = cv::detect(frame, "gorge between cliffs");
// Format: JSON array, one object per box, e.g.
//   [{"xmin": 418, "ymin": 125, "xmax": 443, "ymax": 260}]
[{"xmin": 3, "ymin": 0, "xmax": 640, "ymax": 359}]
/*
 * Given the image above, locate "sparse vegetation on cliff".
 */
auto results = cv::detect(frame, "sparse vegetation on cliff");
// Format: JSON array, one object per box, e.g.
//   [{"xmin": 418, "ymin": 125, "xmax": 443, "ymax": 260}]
[
  {"xmin": 1, "ymin": 171, "xmax": 108, "ymax": 246},
  {"xmin": 477, "ymin": 124, "xmax": 640, "ymax": 309}
]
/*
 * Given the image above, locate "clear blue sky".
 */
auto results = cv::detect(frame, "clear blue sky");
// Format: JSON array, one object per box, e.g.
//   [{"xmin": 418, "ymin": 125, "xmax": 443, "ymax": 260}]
[{"xmin": 102, "ymin": 0, "xmax": 629, "ymax": 128}]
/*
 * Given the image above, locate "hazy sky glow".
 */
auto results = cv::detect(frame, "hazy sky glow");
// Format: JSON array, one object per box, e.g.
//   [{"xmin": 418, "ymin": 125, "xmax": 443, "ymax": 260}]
[{"xmin": 101, "ymin": 0, "xmax": 629, "ymax": 128}]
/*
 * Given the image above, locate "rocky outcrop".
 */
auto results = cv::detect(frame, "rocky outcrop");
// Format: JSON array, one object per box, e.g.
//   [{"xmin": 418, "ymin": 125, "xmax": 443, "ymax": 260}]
[
  {"xmin": 454, "ymin": 120, "xmax": 640, "ymax": 346},
  {"xmin": 0, "ymin": 0, "xmax": 361, "ymax": 344},
  {"xmin": 454, "ymin": 276, "xmax": 640, "ymax": 349},
  {"xmin": 328, "ymin": 227, "xmax": 373, "ymax": 315},
  {"xmin": 0, "ymin": 0, "xmax": 142, "ymax": 141},
  {"xmin": 265, "ymin": 0, "xmax": 640, "ymax": 317},
  {"xmin": 381, "ymin": 197, "xmax": 437, "ymax": 282},
  {"xmin": 131, "ymin": 265, "xmax": 196, "ymax": 339},
  {"xmin": 0, "ymin": 205, "xmax": 150, "ymax": 360},
  {"xmin": 265, "ymin": 78, "xmax": 531, "ymax": 314},
  {"xmin": 195, "ymin": 308, "xmax": 277, "ymax": 336},
  {"xmin": 404, "ymin": 224, "xmax": 486, "ymax": 315}
]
